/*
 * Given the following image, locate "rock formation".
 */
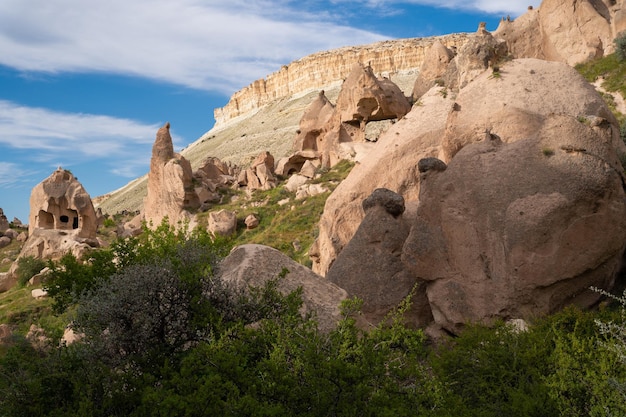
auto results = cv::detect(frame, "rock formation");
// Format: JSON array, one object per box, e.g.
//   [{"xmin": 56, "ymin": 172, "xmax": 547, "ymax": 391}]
[
  {"xmin": 287, "ymin": 63, "xmax": 412, "ymax": 170},
  {"xmin": 312, "ymin": 45, "xmax": 626, "ymax": 332},
  {"xmin": 237, "ymin": 151, "xmax": 277, "ymax": 191},
  {"xmin": 0, "ymin": 209, "xmax": 8, "ymax": 232},
  {"xmin": 326, "ymin": 189, "xmax": 432, "ymax": 328},
  {"xmin": 144, "ymin": 123, "xmax": 200, "ymax": 227},
  {"xmin": 28, "ymin": 168, "xmax": 99, "ymax": 239},
  {"xmin": 219, "ymin": 244, "xmax": 349, "ymax": 333},
  {"xmin": 495, "ymin": 0, "xmax": 626, "ymax": 65},
  {"xmin": 214, "ymin": 35, "xmax": 470, "ymax": 126},
  {"xmin": 1, "ymin": 168, "xmax": 101, "ymax": 291}
]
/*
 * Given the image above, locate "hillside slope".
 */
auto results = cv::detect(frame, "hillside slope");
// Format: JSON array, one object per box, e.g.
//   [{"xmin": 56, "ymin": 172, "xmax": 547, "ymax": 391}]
[{"xmin": 95, "ymin": 35, "xmax": 465, "ymax": 215}]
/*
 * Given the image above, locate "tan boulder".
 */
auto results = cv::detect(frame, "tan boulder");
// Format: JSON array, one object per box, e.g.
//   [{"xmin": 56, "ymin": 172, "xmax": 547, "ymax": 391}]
[
  {"xmin": 0, "ymin": 236, "xmax": 10, "ymax": 249},
  {"xmin": 4, "ymin": 229, "xmax": 18, "ymax": 240},
  {"xmin": 144, "ymin": 123, "xmax": 199, "ymax": 228},
  {"xmin": 238, "ymin": 151, "xmax": 277, "ymax": 191},
  {"xmin": 275, "ymin": 150, "xmax": 321, "ymax": 177},
  {"xmin": 208, "ymin": 209, "xmax": 237, "ymax": 237},
  {"xmin": 28, "ymin": 167, "xmax": 99, "ymax": 239},
  {"xmin": 441, "ymin": 58, "xmax": 621, "ymax": 161},
  {"xmin": 219, "ymin": 244, "xmax": 348, "ymax": 333},
  {"xmin": 403, "ymin": 116, "xmax": 626, "ymax": 333},
  {"xmin": 244, "ymin": 214, "xmax": 260, "ymax": 230}
]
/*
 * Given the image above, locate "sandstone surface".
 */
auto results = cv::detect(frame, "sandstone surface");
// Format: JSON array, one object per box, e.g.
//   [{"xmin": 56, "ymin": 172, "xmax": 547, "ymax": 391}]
[
  {"xmin": 314, "ymin": 54, "xmax": 626, "ymax": 332},
  {"xmin": 219, "ymin": 244, "xmax": 348, "ymax": 333},
  {"xmin": 0, "ymin": 209, "xmax": 8, "ymax": 232},
  {"xmin": 144, "ymin": 123, "xmax": 200, "ymax": 227},
  {"xmin": 28, "ymin": 168, "xmax": 99, "ymax": 239},
  {"xmin": 495, "ymin": 0, "xmax": 626, "ymax": 65},
  {"xmin": 214, "ymin": 35, "xmax": 470, "ymax": 126}
]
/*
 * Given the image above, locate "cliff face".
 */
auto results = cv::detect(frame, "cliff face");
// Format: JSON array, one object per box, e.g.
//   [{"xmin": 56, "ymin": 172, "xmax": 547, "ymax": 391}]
[{"xmin": 214, "ymin": 34, "xmax": 470, "ymax": 126}]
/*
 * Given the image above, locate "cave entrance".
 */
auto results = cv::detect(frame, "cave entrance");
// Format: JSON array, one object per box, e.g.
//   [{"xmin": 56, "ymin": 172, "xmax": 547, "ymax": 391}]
[{"xmin": 38, "ymin": 210, "xmax": 54, "ymax": 229}]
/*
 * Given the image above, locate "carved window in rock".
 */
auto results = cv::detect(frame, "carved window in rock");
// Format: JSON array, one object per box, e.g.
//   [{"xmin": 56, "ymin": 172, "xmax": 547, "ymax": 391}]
[{"xmin": 38, "ymin": 210, "xmax": 54, "ymax": 229}]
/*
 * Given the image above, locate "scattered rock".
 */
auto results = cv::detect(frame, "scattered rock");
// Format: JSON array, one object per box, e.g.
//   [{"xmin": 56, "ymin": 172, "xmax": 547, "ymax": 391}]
[{"xmin": 31, "ymin": 288, "xmax": 48, "ymax": 299}]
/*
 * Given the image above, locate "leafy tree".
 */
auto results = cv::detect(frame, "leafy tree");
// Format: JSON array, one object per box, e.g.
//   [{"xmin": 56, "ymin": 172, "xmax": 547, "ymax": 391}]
[{"xmin": 15, "ymin": 256, "xmax": 46, "ymax": 287}]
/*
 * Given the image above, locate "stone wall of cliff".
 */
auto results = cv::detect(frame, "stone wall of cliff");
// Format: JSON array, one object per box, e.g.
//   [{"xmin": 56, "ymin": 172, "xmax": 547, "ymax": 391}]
[{"xmin": 214, "ymin": 34, "xmax": 470, "ymax": 126}]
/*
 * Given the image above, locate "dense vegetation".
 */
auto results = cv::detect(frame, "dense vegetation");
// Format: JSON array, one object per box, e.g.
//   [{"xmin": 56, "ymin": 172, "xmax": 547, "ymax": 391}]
[{"xmin": 0, "ymin": 222, "xmax": 625, "ymax": 416}]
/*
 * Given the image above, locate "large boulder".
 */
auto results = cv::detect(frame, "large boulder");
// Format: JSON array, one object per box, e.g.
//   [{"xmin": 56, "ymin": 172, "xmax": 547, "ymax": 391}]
[
  {"xmin": 207, "ymin": 209, "xmax": 237, "ymax": 237},
  {"xmin": 144, "ymin": 123, "xmax": 200, "ymax": 227},
  {"xmin": 403, "ymin": 117, "xmax": 626, "ymax": 332},
  {"xmin": 28, "ymin": 167, "xmax": 99, "ymax": 239},
  {"xmin": 220, "ymin": 244, "xmax": 348, "ymax": 333},
  {"xmin": 327, "ymin": 189, "xmax": 432, "ymax": 328},
  {"xmin": 292, "ymin": 91, "xmax": 335, "ymax": 152}
]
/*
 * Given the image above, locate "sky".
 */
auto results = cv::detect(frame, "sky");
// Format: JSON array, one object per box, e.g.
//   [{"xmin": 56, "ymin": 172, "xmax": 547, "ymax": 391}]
[{"xmin": 0, "ymin": 0, "xmax": 540, "ymax": 222}]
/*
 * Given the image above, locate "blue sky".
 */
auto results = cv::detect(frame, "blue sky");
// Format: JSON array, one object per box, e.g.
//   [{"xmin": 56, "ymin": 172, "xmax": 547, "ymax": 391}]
[{"xmin": 0, "ymin": 0, "xmax": 539, "ymax": 222}]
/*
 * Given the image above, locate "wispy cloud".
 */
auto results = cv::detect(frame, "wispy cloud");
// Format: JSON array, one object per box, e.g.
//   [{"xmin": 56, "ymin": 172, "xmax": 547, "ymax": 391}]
[
  {"xmin": 0, "ymin": 162, "xmax": 38, "ymax": 189},
  {"xmin": 0, "ymin": 100, "xmax": 165, "ymax": 179},
  {"xmin": 0, "ymin": 0, "xmax": 386, "ymax": 94},
  {"xmin": 330, "ymin": 0, "xmax": 540, "ymax": 15}
]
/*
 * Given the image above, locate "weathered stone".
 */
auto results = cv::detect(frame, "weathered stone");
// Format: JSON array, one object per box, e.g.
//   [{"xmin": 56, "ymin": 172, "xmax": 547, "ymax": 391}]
[
  {"xmin": 144, "ymin": 123, "xmax": 199, "ymax": 228},
  {"xmin": 284, "ymin": 174, "xmax": 309, "ymax": 193},
  {"xmin": 3, "ymin": 229, "xmax": 18, "ymax": 240},
  {"xmin": 0, "ymin": 236, "xmax": 10, "ymax": 248},
  {"xmin": 327, "ymin": 192, "xmax": 431, "ymax": 328},
  {"xmin": 412, "ymin": 40, "xmax": 456, "ymax": 101},
  {"xmin": 220, "ymin": 244, "xmax": 348, "ymax": 333},
  {"xmin": 208, "ymin": 209, "xmax": 237, "ymax": 237},
  {"xmin": 29, "ymin": 167, "xmax": 99, "ymax": 239},
  {"xmin": 31, "ymin": 288, "xmax": 48, "ymax": 299},
  {"xmin": 362, "ymin": 188, "xmax": 405, "ymax": 217},
  {"xmin": 0, "ymin": 208, "xmax": 8, "ymax": 232},
  {"xmin": 16, "ymin": 232, "xmax": 27, "ymax": 242},
  {"xmin": 417, "ymin": 157, "xmax": 447, "ymax": 173},
  {"xmin": 244, "ymin": 214, "xmax": 260, "ymax": 230},
  {"xmin": 28, "ymin": 267, "xmax": 50, "ymax": 286}
]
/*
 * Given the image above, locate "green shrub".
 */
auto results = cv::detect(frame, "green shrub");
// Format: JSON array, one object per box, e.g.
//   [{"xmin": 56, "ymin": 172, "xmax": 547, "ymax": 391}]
[
  {"xmin": 15, "ymin": 256, "xmax": 46, "ymax": 287},
  {"xmin": 615, "ymin": 32, "xmax": 626, "ymax": 61}
]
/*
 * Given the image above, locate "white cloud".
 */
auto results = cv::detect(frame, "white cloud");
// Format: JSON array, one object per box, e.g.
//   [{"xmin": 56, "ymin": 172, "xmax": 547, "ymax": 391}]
[
  {"xmin": 0, "ymin": 162, "xmax": 38, "ymax": 188},
  {"xmin": 332, "ymin": 0, "xmax": 541, "ymax": 16},
  {"xmin": 0, "ymin": 100, "xmax": 164, "ymax": 178},
  {"xmin": 0, "ymin": 0, "xmax": 386, "ymax": 94}
]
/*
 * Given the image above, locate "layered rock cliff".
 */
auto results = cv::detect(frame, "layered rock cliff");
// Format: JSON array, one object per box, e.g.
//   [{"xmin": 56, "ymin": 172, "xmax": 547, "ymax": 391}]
[{"xmin": 214, "ymin": 35, "xmax": 470, "ymax": 126}]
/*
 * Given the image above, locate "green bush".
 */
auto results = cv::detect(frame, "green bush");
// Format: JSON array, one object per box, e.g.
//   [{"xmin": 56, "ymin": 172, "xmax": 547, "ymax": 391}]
[
  {"xmin": 615, "ymin": 32, "xmax": 626, "ymax": 61},
  {"xmin": 15, "ymin": 256, "xmax": 46, "ymax": 287}
]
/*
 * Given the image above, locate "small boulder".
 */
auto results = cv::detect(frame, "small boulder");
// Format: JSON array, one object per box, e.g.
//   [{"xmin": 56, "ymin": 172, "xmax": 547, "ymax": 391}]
[
  {"xmin": 208, "ymin": 209, "xmax": 237, "ymax": 237},
  {"xmin": 0, "ymin": 236, "xmax": 10, "ymax": 248},
  {"xmin": 244, "ymin": 214, "xmax": 260, "ymax": 230}
]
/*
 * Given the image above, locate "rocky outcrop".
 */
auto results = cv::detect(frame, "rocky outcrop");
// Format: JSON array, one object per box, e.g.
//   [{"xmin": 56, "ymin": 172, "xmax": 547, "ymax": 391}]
[
  {"xmin": 144, "ymin": 123, "xmax": 200, "ymax": 227},
  {"xmin": 214, "ymin": 35, "xmax": 470, "ymax": 126},
  {"xmin": 0, "ymin": 209, "xmax": 8, "ymax": 232},
  {"xmin": 28, "ymin": 168, "xmax": 99, "ymax": 239},
  {"xmin": 237, "ymin": 151, "xmax": 277, "ymax": 191},
  {"xmin": 219, "ymin": 244, "xmax": 349, "ymax": 333},
  {"xmin": 404, "ymin": 113, "xmax": 626, "ymax": 333},
  {"xmin": 313, "ymin": 53, "xmax": 626, "ymax": 333},
  {"xmin": 288, "ymin": 63, "xmax": 411, "ymax": 169},
  {"xmin": 326, "ymin": 189, "xmax": 432, "ymax": 328},
  {"xmin": 495, "ymin": 0, "xmax": 626, "ymax": 65}
]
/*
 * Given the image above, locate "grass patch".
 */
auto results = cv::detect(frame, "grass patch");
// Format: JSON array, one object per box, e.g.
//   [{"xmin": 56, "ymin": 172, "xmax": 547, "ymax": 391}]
[
  {"xmin": 0, "ymin": 285, "xmax": 67, "ymax": 339},
  {"xmin": 576, "ymin": 53, "xmax": 626, "ymax": 104}
]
